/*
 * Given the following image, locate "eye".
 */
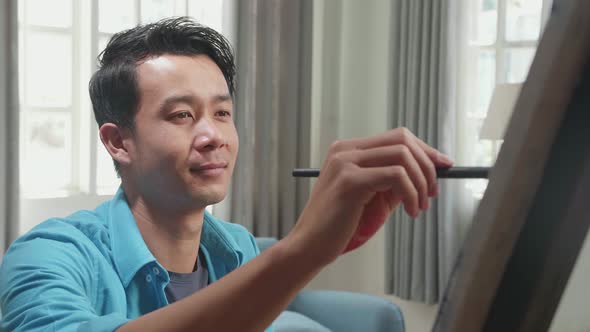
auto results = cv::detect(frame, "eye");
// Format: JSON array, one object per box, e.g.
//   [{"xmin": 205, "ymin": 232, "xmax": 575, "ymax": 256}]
[
  {"xmin": 174, "ymin": 111, "xmax": 193, "ymax": 120},
  {"xmin": 216, "ymin": 110, "xmax": 232, "ymax": 117}
]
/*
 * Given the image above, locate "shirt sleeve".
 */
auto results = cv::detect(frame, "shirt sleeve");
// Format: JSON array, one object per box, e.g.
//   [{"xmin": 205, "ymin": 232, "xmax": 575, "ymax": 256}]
[{"xmin": 0, "ymin": 228, "xmax": 129, "ymax": 332}]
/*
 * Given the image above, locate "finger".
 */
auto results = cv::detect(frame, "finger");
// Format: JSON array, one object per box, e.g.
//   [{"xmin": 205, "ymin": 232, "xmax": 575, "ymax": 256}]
[
  {"xmin": 337, "ymin": 129, "xmax": 446, "ymax": 197},
  {"xmin": 380, "ymin": 188, "xmax": 404, "ymax": 213},
  {"xmin": 393, "ymin": 129, "xmax": 450, "ymax": 197},
  {"xmin": 343, "ymin": 145, "xmax": 429, "ymax": 211},
  {"xmin": 398, "ymin": 135, "xmax": 438, "ymax": 200},
  {"xmin": 341, "ymin": 128, "xmax": 454, "ymax": 167},
  {"xmin": 340, "ymin": 128, "xmax": 416, "ymax": 150},
  {"xmin": 408, "ymin": 135, "xmax": 452, "ymax": 197},
  {"xmin": 328, "ymin": 128, "xmax": 451, "ymax": 199},
  {"xmin": 353, "ymin": 165, "xmax": 419, "ymax": 218},
  {"xmin": 412, "ymin": 135, "xmax": 454, "ymax": 167}
]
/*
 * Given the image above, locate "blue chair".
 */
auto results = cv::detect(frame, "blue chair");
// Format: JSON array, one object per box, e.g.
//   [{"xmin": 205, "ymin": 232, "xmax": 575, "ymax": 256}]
[{"xmin": 256, "ymin": 237, "xmax": 405, "ymax": 332}]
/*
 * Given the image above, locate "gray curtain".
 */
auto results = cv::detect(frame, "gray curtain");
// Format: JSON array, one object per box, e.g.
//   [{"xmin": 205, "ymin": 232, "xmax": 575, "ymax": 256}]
[
  {"xmin": 385, "ymin": 0, "xmax": 467, "ymax": 303},
  {"xmin": 1, "ymin": 0, "xmax": 20, "ymax": 256},
  {"xmin": 230, "ymin": 0, "xmax": 313, "ymax": 238}
]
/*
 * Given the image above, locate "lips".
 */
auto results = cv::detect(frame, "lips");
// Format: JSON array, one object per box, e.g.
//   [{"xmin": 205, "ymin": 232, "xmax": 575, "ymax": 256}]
[
  {"xmin": 189, "ymin": 161, "xmax": 228, "ymax": 175},
  {"xmin": 192, "ymin": 161, "xmax": 228, "ymax": 170}
]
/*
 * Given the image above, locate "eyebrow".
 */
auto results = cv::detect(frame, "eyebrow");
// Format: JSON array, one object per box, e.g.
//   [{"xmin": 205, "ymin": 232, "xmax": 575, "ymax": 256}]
[
  {"xmin": 212, "ymin": 94, "xmax": 232, "ymax": 103},
  {"xmin": 159, "ymin": 93, "xmax": 232, "ymax": 113}
]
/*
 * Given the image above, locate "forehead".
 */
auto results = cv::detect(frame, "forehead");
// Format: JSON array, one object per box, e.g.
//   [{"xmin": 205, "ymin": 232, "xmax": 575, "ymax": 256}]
[{"xmin": 135, "ymin": 54, "xmax": 229, "ymax": 101}]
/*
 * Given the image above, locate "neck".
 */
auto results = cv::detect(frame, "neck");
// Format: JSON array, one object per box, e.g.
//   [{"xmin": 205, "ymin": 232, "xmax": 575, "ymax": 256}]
[{"xmin": 123, "ymin": 185, "xmax": 206, "ymax": 273}]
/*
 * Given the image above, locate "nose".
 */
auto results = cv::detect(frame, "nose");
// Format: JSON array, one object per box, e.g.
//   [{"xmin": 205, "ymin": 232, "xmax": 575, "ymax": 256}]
[{"xmin": 192, "ymin": 117, "xmax": 225, "ymax": 152}]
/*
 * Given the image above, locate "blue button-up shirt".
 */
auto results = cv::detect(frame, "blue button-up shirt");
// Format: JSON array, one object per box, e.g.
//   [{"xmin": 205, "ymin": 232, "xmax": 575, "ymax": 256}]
[{"xmin": 0, "ymin": 188, "xmax": 274, "ymax": 331}]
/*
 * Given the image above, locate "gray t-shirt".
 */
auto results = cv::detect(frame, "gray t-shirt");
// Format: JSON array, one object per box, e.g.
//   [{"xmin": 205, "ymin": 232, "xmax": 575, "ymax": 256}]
[{"xmin": 164, "ymin": 250, "xmax": 209, "ymax": 304}]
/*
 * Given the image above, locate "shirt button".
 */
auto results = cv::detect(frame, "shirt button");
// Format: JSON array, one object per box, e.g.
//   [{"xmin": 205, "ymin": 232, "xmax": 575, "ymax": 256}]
[
  {"xmin": 145, "ymin": 274, "xmax": 153, "ymax": 283},
  {"xmin": 153, "ymin": 267, "xmax": 160, "ymax": 275}
]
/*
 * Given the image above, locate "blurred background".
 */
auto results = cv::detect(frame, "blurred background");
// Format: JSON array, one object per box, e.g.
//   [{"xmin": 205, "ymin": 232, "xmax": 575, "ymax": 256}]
[{"xmin": 2, "ymin": 0, "xmax": 589, "ymax": 331}]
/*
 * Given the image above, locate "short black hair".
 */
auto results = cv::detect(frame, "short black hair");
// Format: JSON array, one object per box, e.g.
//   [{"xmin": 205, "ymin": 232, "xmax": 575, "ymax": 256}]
[{"xmin": 88, "ymin": 17, "xmax": 236, "ymax": 174}]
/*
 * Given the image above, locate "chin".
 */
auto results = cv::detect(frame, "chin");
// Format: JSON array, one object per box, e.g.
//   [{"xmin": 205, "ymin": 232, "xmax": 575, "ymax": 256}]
[{"xmin": 190, "ymin": 187, "xmax": 227, "ymax": 207}]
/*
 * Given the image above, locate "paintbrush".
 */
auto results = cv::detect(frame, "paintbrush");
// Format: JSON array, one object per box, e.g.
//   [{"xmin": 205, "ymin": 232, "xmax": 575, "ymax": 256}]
[{"xmin": 292, "ymin": 167, "xmax": 490, "ymax": 179}]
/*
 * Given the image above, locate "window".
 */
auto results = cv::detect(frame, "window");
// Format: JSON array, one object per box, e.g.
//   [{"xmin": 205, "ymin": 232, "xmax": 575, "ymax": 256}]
[
  {"xmin": 463, "ymin": 0, "xmax": 553, "ymax": 198},
  {"xmin": 18, "ymin": 0, "xmax": 233, "ymax": 233}
]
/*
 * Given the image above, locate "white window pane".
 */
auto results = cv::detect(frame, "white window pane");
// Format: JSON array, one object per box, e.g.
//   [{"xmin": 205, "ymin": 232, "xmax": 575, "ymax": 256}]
[
  {"xmin": 99, "ymin": 0, "xmax": 136, "ymax": 34},
  {"xmin": 172, "ymin": 0, "xmax": 187, "ymax": 15},
  {"xmin": 474, "ymin": 141, "xmax": 495, "ymax": 166},
  {"xmin": 506, "ymin": 0, "xmax": 542, "ymax": 41},
  {"xmin": 25, "ymin": 0, "xmax": 72, "ymax": 28},
  {"xmin": 98, "ymin": 35, "xmax": 111, "ymax": 56},
  {"xmin": 471, "ymin": 0, "xmax": 497, "ymax": 44},
  {"xmin": 476, "ymin": 50, "xmax": 496, "ymax": 115},
  {"xmin": 18, "ymin": 0, "xmax": 24, "ymax": 24},
  {"xmin": 505, "ymin": 47, "xmax": 536, "ymax": 83},
  {"xmin": 21, "ymin": 112, "xmax": 72, "ymax": 197},
  {"xmin": 25, "ymin": 32, "xmax": 72, "ymax": 108},
  {"xmin": 141, "ymin": 0, "xmax": 176, "ymax": 24},
  {"xmin": 188, "ymin": 0, "xmax": 224, "ymax": 33},
  {"xmin": 472, "ymin": 119, "xmax": 495, "ymax": 165},
  {"xmin": 465, "ymin": 178, "xmax": 490, "ymax": 199},
  {"xmin": 466, "ymin": 124, "xmax": 494, "ymax": 198},
  {"xmin": 96, "ymin": 135, "xmax": 120, "ymax": 194}
]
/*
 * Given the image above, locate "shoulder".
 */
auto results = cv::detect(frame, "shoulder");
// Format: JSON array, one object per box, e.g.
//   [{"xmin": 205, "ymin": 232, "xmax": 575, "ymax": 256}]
[
  {"xmin": 1, "ymin": 210, "xmax": 112, "ymax": 283},
  {"xmin": 13, "ymin": 208, "xmax": 112, "ymax": 257},
  {"xmin": 0, "ymin": 218, "xmax": 98, "ymax": 303},
  {"xmin": 0, "ymin": 210, "xmax": 126, "ymax": 332}
]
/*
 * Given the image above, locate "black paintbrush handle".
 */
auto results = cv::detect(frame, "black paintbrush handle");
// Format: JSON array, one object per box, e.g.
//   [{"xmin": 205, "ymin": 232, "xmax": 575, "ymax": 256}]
[{"xmin": 292, "ymin": 167, "xmax": 490, "ymax": 179}]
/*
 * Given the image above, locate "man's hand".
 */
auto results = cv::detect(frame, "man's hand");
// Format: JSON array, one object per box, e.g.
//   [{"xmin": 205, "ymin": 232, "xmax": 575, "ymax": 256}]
[{"xmin": 287, "ymin": 128, "xmax": 454, "ymax": 265}]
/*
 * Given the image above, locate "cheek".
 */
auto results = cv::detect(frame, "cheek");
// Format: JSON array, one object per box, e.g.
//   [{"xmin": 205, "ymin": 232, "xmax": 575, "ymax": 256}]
[
  {"xmin": 232, "ymin": 134, "xmax": 239, "ymax": 157},
  {"xmin": 134, "ymin": 131, "xmax": 186, "ymax": 170},
  {"xmin": 226, "ymin": 126, "xmax": 239, "ymax": 158}
]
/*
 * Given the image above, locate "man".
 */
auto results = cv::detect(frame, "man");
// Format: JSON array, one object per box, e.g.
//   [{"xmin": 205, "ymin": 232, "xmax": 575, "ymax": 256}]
[{"xmin": 0, "ymin": 17, "xmax": 453, "ymax": 331}]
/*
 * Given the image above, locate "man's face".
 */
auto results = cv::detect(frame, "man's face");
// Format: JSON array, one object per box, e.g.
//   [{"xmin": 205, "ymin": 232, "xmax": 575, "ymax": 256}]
[{"xmin": 125, "ymin": 54, "xmax": 238, "ymax": 210}]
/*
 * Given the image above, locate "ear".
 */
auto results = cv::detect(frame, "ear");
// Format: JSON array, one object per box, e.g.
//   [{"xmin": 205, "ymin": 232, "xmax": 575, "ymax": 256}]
[{"xmin": 99, "ymin": 123, "xmax": 133, "ymax": 168}]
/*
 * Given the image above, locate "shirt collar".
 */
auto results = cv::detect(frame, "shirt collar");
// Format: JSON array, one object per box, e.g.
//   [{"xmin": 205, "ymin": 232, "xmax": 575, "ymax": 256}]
[
  {"xmin": 201, "ymin": 212, "xmax": 242, "ymax": 277},
  {"xmin": 106, "ymin": 187, "xmax": 242, "ymax": 287}
]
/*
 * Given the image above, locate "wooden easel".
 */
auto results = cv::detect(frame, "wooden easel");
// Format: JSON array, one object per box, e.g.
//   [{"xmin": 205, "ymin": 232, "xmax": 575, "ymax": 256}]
[{"xmin": 433, "ymin": 0, "xmax": 590, "ymax": 331}]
